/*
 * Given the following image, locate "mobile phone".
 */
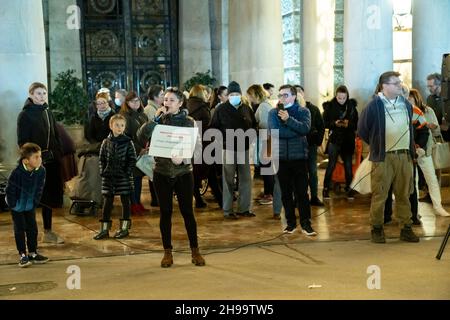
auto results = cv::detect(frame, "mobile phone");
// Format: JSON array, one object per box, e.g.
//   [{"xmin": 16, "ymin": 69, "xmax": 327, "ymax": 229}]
[{"xmin": 276, "ymin": 102, "xmax": 285, "ymax": 111}]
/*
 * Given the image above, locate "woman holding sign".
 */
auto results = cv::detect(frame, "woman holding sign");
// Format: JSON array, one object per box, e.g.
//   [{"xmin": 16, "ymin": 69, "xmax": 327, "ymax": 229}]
[{"xmin": 137, "ymin": 87, "xmax": 205, "ymax": 268}]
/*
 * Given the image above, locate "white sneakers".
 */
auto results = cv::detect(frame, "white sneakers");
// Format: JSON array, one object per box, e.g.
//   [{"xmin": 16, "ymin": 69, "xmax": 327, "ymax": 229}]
[
  {"xmin": 435, "ymin": 207, "xmax": 450, "ymax": 217},
  {"xmin": 42, "ymin": 230, "xmax": 65, "ymax": 244}
]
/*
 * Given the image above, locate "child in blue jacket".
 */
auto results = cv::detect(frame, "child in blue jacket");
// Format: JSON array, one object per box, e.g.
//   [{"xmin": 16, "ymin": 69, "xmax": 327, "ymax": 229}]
[{"xmin": 6, "ymin": 143, "xmax": 49, "ymax": 267}]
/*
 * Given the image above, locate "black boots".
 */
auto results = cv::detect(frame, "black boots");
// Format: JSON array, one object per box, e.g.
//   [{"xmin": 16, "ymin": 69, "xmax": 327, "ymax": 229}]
[
  {"xmin": 114, "ymin": 219, "xmax": 131, "ymax": 239},
  {"xmin": 93, "ymin": 220, "xmax": 112, "ymax": 240},
  {"xmin": 93, "ymin": 219, "xmax": 131, "ymax": 240}
]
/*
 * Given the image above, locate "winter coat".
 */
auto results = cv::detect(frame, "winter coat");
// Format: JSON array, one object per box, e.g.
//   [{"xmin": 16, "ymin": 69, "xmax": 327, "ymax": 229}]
[
  {"xmin": 137, "ymin": 109, "xmax": 199, "ymax": 178},
  {"xmin": 5, "ymin": 163, "xmax": 46, "ymax": 212},
  {"xmin": 99, "ymin": 133, "xmax": 137, "ymax": 196},
  {"xmin": 17, "ymin": 98, "xmax": 63, "ymax": 160},
  {"xmin": 322, "ymin": 98, "xmax": 358, "ymax": 154},
  {"xmin": 121, "ymin": 108, "xmax": 148, "ymax": 176},
  {"xmin": 86, "ymin": 110, "xmax": 115, "ymax": 145},
  {"xmin": 187, "ymin": 96, "xmax": 211, "ymax": 134},
  {"xmin": 209, "ymin": 101, "xmax": 257, "ymax": 151},
  {"xmin": 268, "ymin": 101, "xmax": 311, "ymax": 161},
  {"xmin": 305, "ymin": 102, "xmax": 325, "ymax": 147}
]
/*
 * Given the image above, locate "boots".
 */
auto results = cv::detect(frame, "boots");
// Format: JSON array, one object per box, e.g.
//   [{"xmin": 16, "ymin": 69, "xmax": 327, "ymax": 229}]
[
  {"xmin": 191, "ymin": 247, "xmax": 206, "ymax": 266},
  {"xmin": 161, "ymin": 249, "xmax": 173, "ymax": 268},
  {"xmin": 93, "ymin": 220, "xmax": 112, "ymax": 240},
  {"xmin": 114, "ymin": 219, "xmax": 131, "ymax": 239}
]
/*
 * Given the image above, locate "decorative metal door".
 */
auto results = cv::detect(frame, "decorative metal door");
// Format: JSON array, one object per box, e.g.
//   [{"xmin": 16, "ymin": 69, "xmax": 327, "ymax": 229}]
[{"xmin": 79, "ymin": 0, "xmax": 178, "ymax": 100}]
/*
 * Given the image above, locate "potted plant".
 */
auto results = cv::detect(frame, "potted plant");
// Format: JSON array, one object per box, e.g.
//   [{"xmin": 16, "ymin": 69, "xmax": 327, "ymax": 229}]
[
  {"xmin": 183, "ymin": 70, "xmax": 216, "ymax": 92},
  {"xmin": 49, "ymin": 69, "xmax": 90, "ymax": 147}
]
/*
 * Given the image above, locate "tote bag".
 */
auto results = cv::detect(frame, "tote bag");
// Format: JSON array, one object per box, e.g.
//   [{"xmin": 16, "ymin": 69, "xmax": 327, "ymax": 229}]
[{"xmin": 432, "ymin": 135, "xmax": 450, "ymax": 169}]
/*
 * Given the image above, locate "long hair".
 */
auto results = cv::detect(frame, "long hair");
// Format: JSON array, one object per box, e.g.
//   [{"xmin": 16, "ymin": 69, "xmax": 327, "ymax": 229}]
[
  {"xmin": 246, "ymin": 84, "xmax": 268, "ymax": 105},
  {"xmin": 189, "ymin": 84, "xmax": 207, "ymax": 102},
  {"xmin": 120, "ymin": 91, "xmax": 143, "ymax": 113},
  {"xmin": 409, "ymin": 88, "xmax": 426, "ymax": 112}
]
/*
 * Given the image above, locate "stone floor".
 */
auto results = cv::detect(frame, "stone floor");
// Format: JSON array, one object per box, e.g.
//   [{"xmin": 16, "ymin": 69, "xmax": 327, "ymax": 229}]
[{"xmin": 1, "ymin": 169, "xmax": 449, "ymax": 265}]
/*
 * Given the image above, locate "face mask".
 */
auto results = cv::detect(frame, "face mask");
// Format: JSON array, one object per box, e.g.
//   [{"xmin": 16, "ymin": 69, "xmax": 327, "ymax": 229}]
[
  {"xmin": 114, "ymin": 98, "xmax": 122, "ymax": 106},
  {"xmin": 284, "ymin": 102, "xmax": 294, "ymax": 109},
  {"xmin": 229, "ymin": 96, "xmax": 241, "ymax": 107}
]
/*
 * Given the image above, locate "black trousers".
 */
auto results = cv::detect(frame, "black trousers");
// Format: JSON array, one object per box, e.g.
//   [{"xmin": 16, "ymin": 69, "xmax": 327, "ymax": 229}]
[
  {"xmin": 277, "ymin": 159, "xmax": 312, "ymax": 228},
  {"xmin": 101, "ymin": 194, "xmax": 131, "ymax": 221},
  {"xmin": 11, "ymin": 210, "xmax": 38, "ymax": 255},
  {"xmin": 153, "ymin": 172, "xmax": 198, "ymax": 249}
]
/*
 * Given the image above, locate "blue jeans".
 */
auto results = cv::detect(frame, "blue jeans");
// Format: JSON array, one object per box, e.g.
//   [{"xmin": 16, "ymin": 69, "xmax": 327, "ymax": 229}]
[
  {"xmin": 273, "ymin": 176, "xmax": 282, "ymax": 215},
  {"xmin": 323, "ymin": 143, "xmax": 353, "ymax": 189},
  {"xmin": 307, "ymin": 146, "xmax": 319, "ymax": 198}
]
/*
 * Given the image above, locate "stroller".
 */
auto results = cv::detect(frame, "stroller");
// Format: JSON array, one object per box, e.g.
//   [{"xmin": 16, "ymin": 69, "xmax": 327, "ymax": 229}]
[{"xmin": 68, "ymin": 145, "xmax": 103, "ymax": 216}]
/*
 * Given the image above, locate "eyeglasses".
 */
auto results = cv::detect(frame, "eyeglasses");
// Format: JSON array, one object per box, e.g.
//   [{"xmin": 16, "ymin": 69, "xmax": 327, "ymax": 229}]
[
  {"xmin": 277, "ymin": 93, "xmax": 290, "ymax": 99},
  {"xmin": 129, "ymin": 98, "xmax": 140, "ymax": 103},
  {"xmin": 385, "ymin": 81, "xmax": 402, "ymax": 86}
]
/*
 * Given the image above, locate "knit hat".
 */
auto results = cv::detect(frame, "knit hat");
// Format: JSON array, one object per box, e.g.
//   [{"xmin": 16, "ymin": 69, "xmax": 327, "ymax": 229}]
[{"xmin": 228, "ymin": 81, "xmax": 242, "ymax": 95}]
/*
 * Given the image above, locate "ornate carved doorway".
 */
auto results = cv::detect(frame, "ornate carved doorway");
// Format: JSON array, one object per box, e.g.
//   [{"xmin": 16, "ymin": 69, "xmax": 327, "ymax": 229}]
[{"xmin": 78, "ymin": 0, "xmax": 178, "ymax": 99}]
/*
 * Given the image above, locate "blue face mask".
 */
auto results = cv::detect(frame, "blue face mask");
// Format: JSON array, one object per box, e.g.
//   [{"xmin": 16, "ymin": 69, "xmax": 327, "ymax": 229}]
[
  {"xmin": 284, "ymin": 102, "xmax": 294, "ymax": 109},
  {"xmin": 229, "ymin": 96, "xmax": 241, "ymax": 107}
]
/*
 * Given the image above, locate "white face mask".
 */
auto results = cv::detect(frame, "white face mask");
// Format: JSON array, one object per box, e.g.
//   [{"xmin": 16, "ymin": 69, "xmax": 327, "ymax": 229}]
[{"xmin": 114, "ymin": 98, "xmax": 122, "ymax": 106}]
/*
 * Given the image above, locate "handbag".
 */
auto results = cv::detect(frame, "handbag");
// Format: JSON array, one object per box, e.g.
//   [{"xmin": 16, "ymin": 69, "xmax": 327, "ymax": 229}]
[
  {"xmin": 432, "ymin": 134, "xmax": 450, "ymax": 169},
  {"xmin": 136, "ymin": 153, "xmax": 155, "ymax": 181}
]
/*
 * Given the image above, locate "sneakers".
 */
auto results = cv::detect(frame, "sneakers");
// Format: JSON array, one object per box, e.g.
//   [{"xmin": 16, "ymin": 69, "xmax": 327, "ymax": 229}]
[
  {"xmin": 310, "ymin": 197, "xmax": 324, "ymax": 207},
  {"xmin": 18, "ymin": 255, "xmax": 32, "ymax": 268},
  {"xmin": 322, "ymin": 188, "xmax": 330, "ymax": 200},
  {"xmin": 435, "ymin": 207, "xmax": 450, "ymax": 217},
  {"xmin": 400, "ymin": 226, "xmax": 420, "ymax": 242},
  {"xmin": 259, "ymin": 195, "xmax": 273, "ymax": 205},
  {"xmin": 28, "ymin": 253, "xmax": 49, "ymax": 264},
  {"xmin": 237, "ymin": 211, "xmax": 256, "ymax": 217},
  {"xmin": 224, "ymin": 213, "xmax": 239, "ymax": 220},
  {"xmin": 371, "ymin": 227, "xmax": 386, "ymax": 243},
  {"xmin": 283, "ymin": 226, "xmax": 296, "ymax": 234},
  {"xmin": 301, "ymin": 224, "xmax": 317, "ymax": 236},
  {"xmin": 43, "ymin": 230, "xmax": 64, "ymax": 244},
  {"xmin": 346, "ymin": 188, "xmax": 356, "ymax": 200}
]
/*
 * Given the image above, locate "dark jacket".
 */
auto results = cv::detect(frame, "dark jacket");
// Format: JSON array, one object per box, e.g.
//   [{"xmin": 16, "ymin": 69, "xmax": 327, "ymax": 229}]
[
  {"xmin": 357, "ymin": 95, "xmax": 415, "ymax": 162},
  {"xmin": 121, "ymin": 108, "xmax": 148, "ymax": 155},
  {"xmin": 322, "ymin": 98, "xmax": 358, "ymax": 153},
  {"xmin": 86, "ymin": 110, "xmax": 115, "ymax": 145},
  {"xmin": 17, "ymin": 98, "xmax": 63, "ymax": 160},
  {"xmin": 137, "ymin": 110, "xmax": 199, "ymax": 178},
  {"xmin": 305, "ymin": 101, "xmax": 325, "ymax": 147},
  {"xmin": 187, "ymin": 97, "xmax": 211, "ymax": 135},
  {"xmin": 99, "ymin": 133, "xmax": 137, "ymax": 196},
  {"xmin": 426, "ymin": 94, "xmax": 444, "ymax": 125},
  {"xmin": 209, "ymin": 101, "xmax": 257, "ymax": 151},
  {"xmin": 5, "ymin": 163, "xmax": 46, "ymax": 212},
  {"xmin": 268, "ymin": 101, "xmax": 311, "ymax": 161}
]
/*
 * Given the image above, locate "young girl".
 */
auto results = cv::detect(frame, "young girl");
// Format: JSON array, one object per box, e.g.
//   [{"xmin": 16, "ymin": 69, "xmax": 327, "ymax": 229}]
[
  {"xmin": 138, "ymin": 87, "xmax": 205, "ymax": 268},
  {"xmin": 94, "ymin": 114, "xmax": 137, "ymax": 239}
]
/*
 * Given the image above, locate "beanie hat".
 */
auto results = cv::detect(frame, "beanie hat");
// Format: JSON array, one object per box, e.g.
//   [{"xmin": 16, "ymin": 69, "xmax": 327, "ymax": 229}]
[{"xmin": 228, "ymin": 81, "xmax": 242, "ymax": 95}]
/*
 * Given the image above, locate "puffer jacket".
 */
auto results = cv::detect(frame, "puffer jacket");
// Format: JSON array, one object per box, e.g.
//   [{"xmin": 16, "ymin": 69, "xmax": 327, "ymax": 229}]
[
  {"xmin": 137, "ymin": 109, "xmax": 199, "ymax": 178},
  {"xmin": 99, "ymin": 133, "xmax": 137, "ymax": 195},
  {"xmin": 268, "ymin": 101, "xmax": 311, "ymax": 161}
]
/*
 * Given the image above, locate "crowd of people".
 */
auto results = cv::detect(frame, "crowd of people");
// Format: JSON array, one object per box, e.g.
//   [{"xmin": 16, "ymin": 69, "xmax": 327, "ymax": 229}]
[{"xmin": 5, "ymin": 70, "xmax": 450, "ymax": 268}]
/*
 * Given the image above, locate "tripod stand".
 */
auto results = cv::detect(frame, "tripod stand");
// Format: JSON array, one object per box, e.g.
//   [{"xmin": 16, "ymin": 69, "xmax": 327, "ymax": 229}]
[{"xmin": 436, "ymin": 224, "xmax": 450, "ymax": 260}]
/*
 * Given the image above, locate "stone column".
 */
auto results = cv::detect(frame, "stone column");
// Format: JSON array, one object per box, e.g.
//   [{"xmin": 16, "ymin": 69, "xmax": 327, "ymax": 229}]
[
  {"xmin": 0, "ymin": 0, "xmax": 47, "ymax": 166},
  {"xmin": 209, "ymin": 0, "xmax": 229, "ymax": 86},
  {"xmin": 302, "ymin": 0, "xmax": 335, "ymax": 108},
  {"xmin": 412, "ymin": 0, "xmax": 450, "ymax": 96},
  {"xmin": 179, "ymin": 0, "xmax": 213, "ymax": 87},
  {"xmin": 48, "ymin": 0, "xmax": 83, "ymax": 88},
  {"xmin": 228, "ymin": 0, "xmax": 284, "ymax": 91},
  {"xmin": 344, "ymin": 0, "xmax": 393, "ymax": 109}
]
